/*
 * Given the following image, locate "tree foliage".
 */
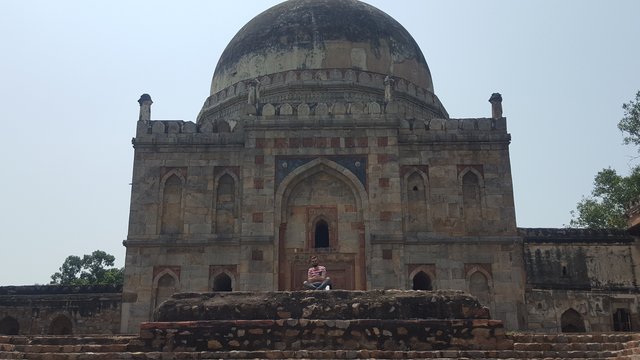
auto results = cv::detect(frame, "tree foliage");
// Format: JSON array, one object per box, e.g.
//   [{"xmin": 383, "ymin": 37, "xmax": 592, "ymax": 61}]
[
  {"xmin": 50, "ymin": 250, "xmax": 124, "ymax": 285},
  {"xmin": 570, "ymin": 167, "xmax": 640, "ymax": 229},
  {"xmin": 618, "ymin": 91, "xmax": 640, "ymax": 147},
  {"xmin": 571, "ymin": 91, "xmax": 640, "ymax": 229}
]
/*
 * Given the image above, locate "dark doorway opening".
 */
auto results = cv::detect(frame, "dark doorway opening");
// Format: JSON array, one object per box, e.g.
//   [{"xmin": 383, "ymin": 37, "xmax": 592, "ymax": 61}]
[
  {"xmin": 561, "ymin": 308, "xmax": 586, "ymax": 333},
  {"xmin": 213, "ymin": 273, "xmax": 232, "ymax": 291},
  {"xmin": 613, "ymin": 308, "xmax": 632, "ymax": 331},
  {"xmin": 412, "ymin": 271, "xmax": 433, "ymax": 290},
  {"xmin": 0, "ymin": 316, "xmax": 19, "ymax": 335},
  {"xmin": 315, "ymin": 220, "xmax": 329, "ymax": 248}
]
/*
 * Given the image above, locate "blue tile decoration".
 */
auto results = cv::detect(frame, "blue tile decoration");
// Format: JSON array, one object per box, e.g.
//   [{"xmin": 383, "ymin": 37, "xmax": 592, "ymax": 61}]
[{"xmin": 275, "ymin": 156, "xmax": 367, "ymax": 190}]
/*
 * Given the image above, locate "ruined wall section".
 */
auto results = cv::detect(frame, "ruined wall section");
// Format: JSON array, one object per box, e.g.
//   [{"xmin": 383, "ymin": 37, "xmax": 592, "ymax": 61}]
[
  {"xmin": 521, "ymin": 228, "xmax": 640, "ymax": 332},
  {"xmin": 526, "ymin": 289, "xmax": 640, "ymax": 333},
  {"xmin": 0, "ymin": 285, "xmax": 121, "ymax": 335},
  {"xmin": 523, "ymin": 228, "xmax": 637, "ymax": 290}
]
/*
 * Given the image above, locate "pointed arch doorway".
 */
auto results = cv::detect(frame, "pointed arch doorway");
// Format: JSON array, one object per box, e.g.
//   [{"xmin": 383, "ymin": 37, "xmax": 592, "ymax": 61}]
[{"xmin": 275, "ymin": 158, "xmax": 368, "ymax": 290}]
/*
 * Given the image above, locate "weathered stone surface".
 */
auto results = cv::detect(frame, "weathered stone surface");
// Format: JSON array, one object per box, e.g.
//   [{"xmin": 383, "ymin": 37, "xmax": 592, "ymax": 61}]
[
  {"xmin": 153, "ymin": 290, "xmax": 488, "ymax": 322},
  {"xmin": 0, "ymin": 285, "xmax": 122, "ymax": 335},
  {"xmin": 140, "ymin": 318, "xmax": 508, "ymax": 352}
]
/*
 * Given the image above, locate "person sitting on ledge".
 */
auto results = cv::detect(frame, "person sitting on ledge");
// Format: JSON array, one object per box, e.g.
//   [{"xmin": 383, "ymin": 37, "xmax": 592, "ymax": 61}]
[{"xmin": 303, "ymin": 255, "xmax": 332, "ymax": 290}]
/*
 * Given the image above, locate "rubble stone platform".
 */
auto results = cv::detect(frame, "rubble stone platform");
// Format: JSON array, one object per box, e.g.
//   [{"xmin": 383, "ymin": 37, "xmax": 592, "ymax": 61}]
[
  {"xmin": 153, "ymin": 290, "xmax": 490, "ymax": 321},
  {"xmin": 143, "ymin": 290, "xmax": 503, "ymax": 352}
]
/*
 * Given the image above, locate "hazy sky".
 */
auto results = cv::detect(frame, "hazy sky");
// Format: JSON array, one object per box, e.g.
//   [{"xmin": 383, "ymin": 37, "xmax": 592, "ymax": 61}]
[{"xmin": 1, "ymin": 1, "xmax": 638, "ymax": 285}]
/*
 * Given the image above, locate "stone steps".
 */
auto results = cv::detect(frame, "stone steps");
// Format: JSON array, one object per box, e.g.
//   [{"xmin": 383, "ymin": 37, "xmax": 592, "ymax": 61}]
[
  {"xmin": 0, "ymin": 333, "xmax": 639, "ymax": 359},
  {"xmin": 511, "ymin": 333, "xmax": 640, "ymax": 343},
  {"xmin": 0, "ymin": 336, "xmax": 136, "ymax": 345},
  {"xmin": 0, "ymin": 349, "xmax": 634, "ymax": 359}
]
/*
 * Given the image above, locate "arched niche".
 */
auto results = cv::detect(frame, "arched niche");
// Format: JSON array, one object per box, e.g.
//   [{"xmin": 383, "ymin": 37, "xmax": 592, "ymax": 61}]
[
  {"xmin": 468, "ymin": 271, "xmax": 491, "ymax": 307},
  {"xmin": 49, "ymin": 314, "xmax": 72, "ymax": 335},
  {"xmin": 274, "ymin": 158, "xmax": 369, "ymax": 291},
  {"xmin": 561, "ymin": 308, "xmax": 586, "ymax": 333},
  {"xmin": 409, "ymin": 266, "xmax": 436, "ymax": 291},
  {"xmin": 458, "ymin": 167, "xmax": 485, "ymax": 233},
  {"xmin": 0, "ymin": 316, "xmax": 19, "ymax": 335},
  {"xmin": 152, "ymin": 269, "xmax": 180, "ymax": 310},
  {"xmin": 212, "ymin": 272, "xmax": 233, "ymax": 292},
  {"xmin": 214, "ymin": 172, "xmax": 239, "ymax": 235},
  {"xmin": 159, "ymin": 170, "xmax": 185, "ymax": 235},
  {"xmin": 402, "ymin": 168, "xmax": 430, "ymax": 233}
]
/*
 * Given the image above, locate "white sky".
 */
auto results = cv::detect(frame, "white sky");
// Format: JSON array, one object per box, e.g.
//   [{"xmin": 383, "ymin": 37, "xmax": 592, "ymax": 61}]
[{"xmin": 0, "ymin": 1, "xmax": 638, "ymax": 285}]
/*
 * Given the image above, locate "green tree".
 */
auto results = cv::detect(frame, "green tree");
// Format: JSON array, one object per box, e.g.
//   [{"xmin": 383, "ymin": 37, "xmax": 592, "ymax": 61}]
[
  {"xmin": 570, "ymin": 91, "xmax": 640, "ymax": 229},
  {"xmin": 571, "ymin": 167, "xmax": 640, "ymax": 228},
  {"xmin": 618, "ymin": 91, "xmax": 640, "ymax": 147},
  {"xmin": 50, "ymin": 250, "xmax": 124, "ymax": 285}
]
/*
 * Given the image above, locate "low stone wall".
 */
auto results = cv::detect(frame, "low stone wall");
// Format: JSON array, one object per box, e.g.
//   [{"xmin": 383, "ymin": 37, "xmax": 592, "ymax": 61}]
[
  {"xmin": 0, "ymin": 285, "xmax": 122, "ymax": 335},
  {"xmin": 140, "ymin": 319, "xmax": 511, "ymax": 352}
]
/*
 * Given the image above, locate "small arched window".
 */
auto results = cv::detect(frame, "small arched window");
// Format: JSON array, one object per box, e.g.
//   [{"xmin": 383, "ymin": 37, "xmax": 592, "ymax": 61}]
[
  {"xmin": 213, "ymin": 273, "xmax": 232, "ymax": 291},
  {"xmin": 315, "ymin": 220, "xmax": 329, "ymax": 248},
  {"xmin": 412, "ymin": 271, "xmax": 433, "ymax": 291}
]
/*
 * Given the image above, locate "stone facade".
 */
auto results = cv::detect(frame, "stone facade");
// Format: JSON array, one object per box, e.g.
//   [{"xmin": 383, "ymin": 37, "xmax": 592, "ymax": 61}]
[
  {"xmin": 522, "ymin": 228, "xmax": 640, "ymax": 333},
  {"xmin": 114, "ymin": 0, "xmax": 640, "ymax": 336}
]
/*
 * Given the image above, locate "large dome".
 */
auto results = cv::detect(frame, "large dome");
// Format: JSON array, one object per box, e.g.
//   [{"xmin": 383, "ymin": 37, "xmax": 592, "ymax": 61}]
[
  {"xmin": 210, "ymin": 0, "xmax": 433, "ymax": 95},
  {"xmin": 198, "ymin": 0, "xmax": 448, "ymax": 123}
]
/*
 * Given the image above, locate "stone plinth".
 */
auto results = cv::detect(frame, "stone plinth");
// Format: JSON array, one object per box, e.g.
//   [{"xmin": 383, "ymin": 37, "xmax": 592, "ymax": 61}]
[
  {"xmin": 140, "ymin": 318, "xmax": 510, "ymax": 352},
  {"xmin": 153, "ymin": 290, "xmax": 490, "ymax": 321},
  {"xmin": 142, "ymin": 290, "xmax": 507, "ymax": 352}
]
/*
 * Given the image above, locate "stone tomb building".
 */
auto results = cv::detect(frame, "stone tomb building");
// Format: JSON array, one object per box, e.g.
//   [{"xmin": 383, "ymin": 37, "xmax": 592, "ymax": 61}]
[{"xmin": 117, "ymin": 0, "xmax": 640, "ymax": 334}]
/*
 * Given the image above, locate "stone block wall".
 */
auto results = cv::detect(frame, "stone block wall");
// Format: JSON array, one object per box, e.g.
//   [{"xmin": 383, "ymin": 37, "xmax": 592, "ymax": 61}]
[
  {"xmin": 368, "ymin": 240, "xmax": 524, "ymax": 330},
  {"xmin": 140, "ymin": 319, "xmax": 511, "ymax": 352},
  {"xmin": 523, "ymin": 229, "xmax": 637, "ymax": 290},
  {"xmin": 525, "ymin": 289, "xmax": 640, "ymax": 333},
  {"xmin": 521, "ymin": 228, "xmax": 640, "ymax": 333},
  {"xmin": 0, "ymin": 285, "xmax": 122, "ymax": 335}
]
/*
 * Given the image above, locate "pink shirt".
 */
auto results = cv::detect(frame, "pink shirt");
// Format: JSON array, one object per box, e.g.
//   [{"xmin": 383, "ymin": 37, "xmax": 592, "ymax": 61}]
[{"xmin": 308, "ymin": 265, "xmax": 326, "ymax": 279}]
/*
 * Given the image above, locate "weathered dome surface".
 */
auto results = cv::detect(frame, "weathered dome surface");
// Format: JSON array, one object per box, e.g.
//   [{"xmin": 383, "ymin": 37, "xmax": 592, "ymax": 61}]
[{"xmin": 210, "ymin": 0, "xmax": 434, "ymax": 95}]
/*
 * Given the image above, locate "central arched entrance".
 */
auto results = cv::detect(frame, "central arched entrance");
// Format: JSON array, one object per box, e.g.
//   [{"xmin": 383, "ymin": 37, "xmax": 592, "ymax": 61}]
[{"xmin": 275, "ymin": 158, "xmax": 368, "ymax": 290}]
